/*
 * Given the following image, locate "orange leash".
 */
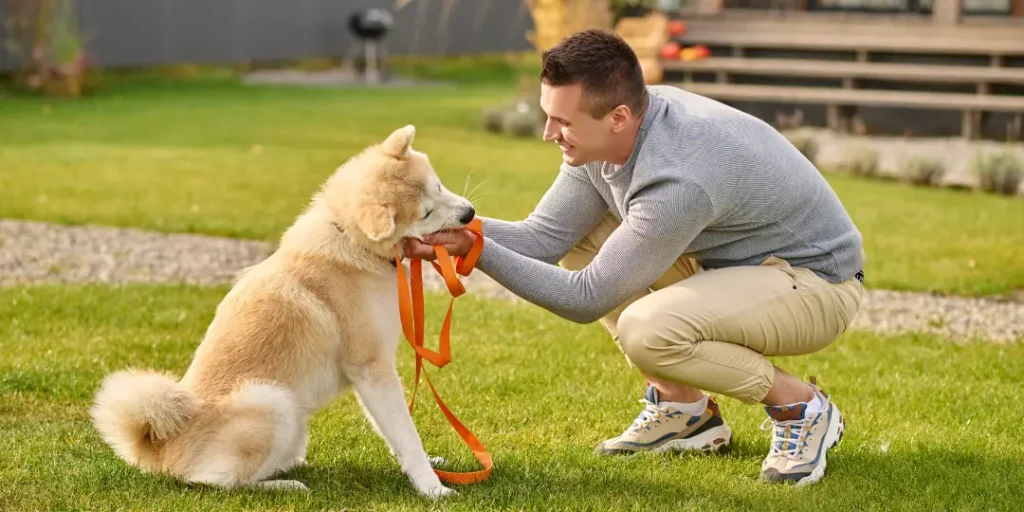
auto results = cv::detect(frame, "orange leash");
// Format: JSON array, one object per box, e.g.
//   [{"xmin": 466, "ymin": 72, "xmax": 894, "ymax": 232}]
[{"xmin": 393, "ymin": 218, "xmax": 492, "ymax": 485}]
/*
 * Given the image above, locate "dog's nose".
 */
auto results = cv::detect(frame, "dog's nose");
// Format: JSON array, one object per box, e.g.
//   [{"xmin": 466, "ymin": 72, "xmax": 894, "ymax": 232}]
[{"xmin": 458, "ymin": 207, "xmax": 476, "ymax": 225}]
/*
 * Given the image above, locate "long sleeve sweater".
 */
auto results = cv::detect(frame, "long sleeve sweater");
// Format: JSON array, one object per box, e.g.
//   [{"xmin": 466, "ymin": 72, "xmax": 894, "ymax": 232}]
[{"xmin": 476, "ymin": 85, "xmax": 864, "ymax": 324}]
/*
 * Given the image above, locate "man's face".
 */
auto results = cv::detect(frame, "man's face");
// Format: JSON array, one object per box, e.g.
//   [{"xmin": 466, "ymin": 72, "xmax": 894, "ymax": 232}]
[{"xmin": 539, "ymin": 82, "xmax": 613, "ymax": 166}]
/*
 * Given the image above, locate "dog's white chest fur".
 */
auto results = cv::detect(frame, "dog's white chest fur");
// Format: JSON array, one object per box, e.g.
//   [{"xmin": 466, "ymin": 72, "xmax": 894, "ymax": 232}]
[{"xmin": 368, "ymin": 275, "xmax": 402, "ymax": 354}]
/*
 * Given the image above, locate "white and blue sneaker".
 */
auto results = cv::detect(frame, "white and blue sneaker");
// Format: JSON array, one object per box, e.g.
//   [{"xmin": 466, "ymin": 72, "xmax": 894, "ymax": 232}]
[
  {"xmin": 760, "ymin": 384, "xmax": 846, "ymax": 485},
  {"xmin": 595, "ymin": 385, "xmax": 732, "ymax": 456}
]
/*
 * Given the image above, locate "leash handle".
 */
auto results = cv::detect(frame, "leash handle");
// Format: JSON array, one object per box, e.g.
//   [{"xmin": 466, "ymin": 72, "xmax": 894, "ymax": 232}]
[{"xmin": 395, "ymin": 219, "xmax": 492, "ymax": 485}]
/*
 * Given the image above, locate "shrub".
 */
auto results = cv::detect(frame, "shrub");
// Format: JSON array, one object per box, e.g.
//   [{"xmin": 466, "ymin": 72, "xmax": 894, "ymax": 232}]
[
  {"xmin": 500, "ymin": 108, "xmax": 541, "ymax": 138},
  {"xmin": 900, "ymin": 156, "xmax": 946, "ymax": 187},
  {"xmin": 785, "ymin": 131, "xmax": 819, "ymax": 167},
  {"xmin": 971, "ymin": 149, "xmax": 1024, "ymax": 196},
  {"xmin": 842, "ymin": 144, "xmax": 880, "ymax": 179},
  {"xmin": 481, "ymin": 106, "xmax": 504, "ymax": 133}
]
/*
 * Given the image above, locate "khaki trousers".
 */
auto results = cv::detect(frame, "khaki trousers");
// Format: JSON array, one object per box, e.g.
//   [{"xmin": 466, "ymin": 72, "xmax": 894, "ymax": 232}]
[{"xmin": 560, "ymin": 213, "xmax": 863, "ymax": 404}]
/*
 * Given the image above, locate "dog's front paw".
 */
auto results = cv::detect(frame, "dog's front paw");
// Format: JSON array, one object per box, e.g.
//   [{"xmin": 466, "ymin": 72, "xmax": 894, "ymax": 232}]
[
  {"xmin": 419, "ymin": 484, "xmax": 457, "ymax": 499},
  {"xmin": 256, "ymin": 479, "xmax": 310, "ymax": 492}
]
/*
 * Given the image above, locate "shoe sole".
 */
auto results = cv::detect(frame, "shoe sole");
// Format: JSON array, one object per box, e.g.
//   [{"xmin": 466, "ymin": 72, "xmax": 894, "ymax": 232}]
[
  {"xmin": 596, "ymin": 424, "xmax": 733, "ymax": 456},
  {"xmin": 655, "ymin": 424, "xmax": 733, "ymax": 454},
  {"xmin": 792, "ymin": 404, "xmax": 845, "ymax": 487}
]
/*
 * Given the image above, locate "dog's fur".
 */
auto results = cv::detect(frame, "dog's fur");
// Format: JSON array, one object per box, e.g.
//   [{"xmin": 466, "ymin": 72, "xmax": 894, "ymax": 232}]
[{"xmin": 89, "ymin": 125, "xmax": 475, "ymax": 498}]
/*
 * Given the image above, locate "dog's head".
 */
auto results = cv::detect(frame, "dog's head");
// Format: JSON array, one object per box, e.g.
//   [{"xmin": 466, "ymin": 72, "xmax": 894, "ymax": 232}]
[{"xmin": 322, "ymin": 125, "xmax": 475, "ymax": 253}]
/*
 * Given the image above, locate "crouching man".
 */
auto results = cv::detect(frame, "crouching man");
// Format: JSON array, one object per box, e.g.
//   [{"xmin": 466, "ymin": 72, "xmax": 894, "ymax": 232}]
[{"xmin": 406, "ymin": 29, "xmax": 865, "ymax": 485}]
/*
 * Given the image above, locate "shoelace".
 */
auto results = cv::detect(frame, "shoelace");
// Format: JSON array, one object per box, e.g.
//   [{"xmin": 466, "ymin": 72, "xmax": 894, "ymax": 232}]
[
  {"xmin": 760, "ymin": 416, "xmax": 813, "ymax": 460},
  {"xmin": 631, "ymin": 400, "xmax": 672, "ymax": 431}
]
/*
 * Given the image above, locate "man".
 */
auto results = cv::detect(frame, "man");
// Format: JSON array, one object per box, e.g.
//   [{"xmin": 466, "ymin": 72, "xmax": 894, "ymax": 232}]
[{"xmin": 405, "ymin": 29, "xmax": 864, "ymax": 485}]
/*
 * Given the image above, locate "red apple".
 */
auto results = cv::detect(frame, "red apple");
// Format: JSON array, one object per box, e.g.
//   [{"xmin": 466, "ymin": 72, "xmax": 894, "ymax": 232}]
[
  {"xmin": 660, "ymin": 42, "xmax": 682, "ymax": 60},
  {"xmin": 667, "ymin": 20, "xmax": 687, "ymax": 37}
]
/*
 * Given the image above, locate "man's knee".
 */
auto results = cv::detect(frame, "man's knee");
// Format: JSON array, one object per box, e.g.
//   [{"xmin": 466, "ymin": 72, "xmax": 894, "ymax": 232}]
[{"xmin": 616, "ymin": 302, "xmax": 699, "ymax": 371}]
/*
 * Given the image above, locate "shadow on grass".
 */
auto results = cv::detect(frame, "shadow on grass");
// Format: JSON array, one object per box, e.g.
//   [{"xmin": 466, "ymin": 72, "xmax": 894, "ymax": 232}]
[
  {"xmin": 3, "ymin": 416, "xmax": 1020, "ymax": 511},
  {"xmin": 278, "ymin": 443, "xmax": 1022, "ymax": 511}
]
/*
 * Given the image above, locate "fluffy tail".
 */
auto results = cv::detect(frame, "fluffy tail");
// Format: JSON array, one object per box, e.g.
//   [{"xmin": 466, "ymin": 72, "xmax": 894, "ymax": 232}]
[{"xmin": 90, "ymin": 368, "xmax": 200, "ymax": 468}]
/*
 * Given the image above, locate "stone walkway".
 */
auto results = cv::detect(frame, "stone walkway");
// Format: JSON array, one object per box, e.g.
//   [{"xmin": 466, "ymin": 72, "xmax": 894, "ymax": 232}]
[{"xmin": 2, "ymin": 219, "xmax": 1021, "ymax": 343}]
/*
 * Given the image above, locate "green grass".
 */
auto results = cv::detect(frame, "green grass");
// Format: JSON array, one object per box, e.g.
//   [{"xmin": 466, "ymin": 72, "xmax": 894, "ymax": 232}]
[
  {"xmin": 389, "ymin": 52, "xmax": 541, "ymax": 84},
  {"xmin": 0, "ymin": 80, "xmax": 552, "ymax": 236},
  {"xmin": 1, "ymin": 79, "xmax": 1018, "ymax": 297},
  {"xmin": 832, "ymin": 175, "xmax": 1023, "ymax": 296},
  {"xmin": 1, "ymin": 284, "xmax": 1022, "ymax": 511},
  {"xmin": 2, "ymin": 67, "xmax": 1021, "ymax": 511}
]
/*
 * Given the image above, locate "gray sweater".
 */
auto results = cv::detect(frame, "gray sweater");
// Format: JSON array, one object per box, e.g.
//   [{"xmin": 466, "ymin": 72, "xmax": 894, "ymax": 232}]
[{"xmin": 476, "ymin": 85, "xmax": 863, "ymax": 324}]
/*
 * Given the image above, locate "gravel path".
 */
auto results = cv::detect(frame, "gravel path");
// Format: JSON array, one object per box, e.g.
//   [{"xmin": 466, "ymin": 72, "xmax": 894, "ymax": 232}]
[{"xmin": 2, "ymin": 219, "xmax": 1021, "ymax": 343}]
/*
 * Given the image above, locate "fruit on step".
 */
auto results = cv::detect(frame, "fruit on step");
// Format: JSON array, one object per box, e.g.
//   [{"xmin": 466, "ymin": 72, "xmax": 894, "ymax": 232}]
[
  {"xmin": 680, "ymin": 44, "xmax": 710, "ymax": 61},
  {"xmin": 660, "ymin": 42, "xmax": 682, "ymax": 60},
  {"xmin": 667, "ymin": 20, "xmax": 686, "ymax": 37}
]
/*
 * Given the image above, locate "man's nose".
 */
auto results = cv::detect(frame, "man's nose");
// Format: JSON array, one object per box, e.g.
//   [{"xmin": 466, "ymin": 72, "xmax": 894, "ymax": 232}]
[{"xmin": 542, "ymin": 118, "xmax": 558, "ymax": 142}]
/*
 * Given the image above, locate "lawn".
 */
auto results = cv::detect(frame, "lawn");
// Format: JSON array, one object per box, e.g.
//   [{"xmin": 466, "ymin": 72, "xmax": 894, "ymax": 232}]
[
  {"xmin": 1, "ymin": 285, "xmax": 1022, "ymax": 511},
  {"xmin": 1, "ymin": 68, "xmax": 1023, "ymax": 511},
  {"xmin": 1, "ymin": 77, "xmax": 1022, "ymax": 297}
]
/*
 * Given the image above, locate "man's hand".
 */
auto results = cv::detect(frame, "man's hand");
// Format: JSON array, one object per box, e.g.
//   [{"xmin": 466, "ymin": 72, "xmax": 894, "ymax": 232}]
[{"xmin": 402, "ymin": 229, "xmax": 478, "ymax": 261}]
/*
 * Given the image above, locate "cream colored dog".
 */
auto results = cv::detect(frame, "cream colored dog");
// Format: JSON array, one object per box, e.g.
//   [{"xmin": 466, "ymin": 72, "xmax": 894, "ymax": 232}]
[{"xmin": 89, "ymin": 125, "xmax": 475, "ymax": 498}]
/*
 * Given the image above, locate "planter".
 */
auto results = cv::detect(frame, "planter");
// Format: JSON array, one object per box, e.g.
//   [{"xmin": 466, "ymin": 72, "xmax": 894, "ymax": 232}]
[{"xmin": 42, "ymin": 74, "xmax": 82, "ymax": 98}]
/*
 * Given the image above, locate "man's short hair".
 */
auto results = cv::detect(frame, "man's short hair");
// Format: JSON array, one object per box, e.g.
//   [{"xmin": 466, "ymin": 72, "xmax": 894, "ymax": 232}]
[{"xmin": 540, "ymin": 28, "xmax": 648, "ymax": 119}]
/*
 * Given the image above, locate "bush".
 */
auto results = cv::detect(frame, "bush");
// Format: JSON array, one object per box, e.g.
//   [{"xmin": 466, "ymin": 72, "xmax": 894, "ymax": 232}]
[
  {"xmin": 972, "ymin": 149, "xmax": 1024, "ymax": 196},
  {"xmin": 785, "ymin": 131, "xmax": 819, "ymax": 167},
  {"xmin": 481, "ymin": 106, "xmax": 504, "ymax": 133},
  {"xmin": 842, "ymin": 144, "xmax": 880, "ymax": 179},
  {"xmin": 900, "ymin": 156, "xmax": 946, "ymax": 187},
  {"xmin": 500, "ymin": 109, "xmax": 541, "ymax": 138},
  {"xmin": 482, "ymin": 99, "xmax": 543, "ymax": 138}
]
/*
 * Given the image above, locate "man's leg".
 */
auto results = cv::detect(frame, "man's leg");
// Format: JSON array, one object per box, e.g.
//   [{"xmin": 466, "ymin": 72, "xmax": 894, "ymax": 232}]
[
  {"xmin": 559, "ymin": 213, "xmax": 729, "ymax": 455},
  {"xmin": 614, "ymin": 256, "xmax": 863, "ymax": 484},
  {"xmin": 559, "ymin": 211, "xmax": 700, "ymax": 365}
]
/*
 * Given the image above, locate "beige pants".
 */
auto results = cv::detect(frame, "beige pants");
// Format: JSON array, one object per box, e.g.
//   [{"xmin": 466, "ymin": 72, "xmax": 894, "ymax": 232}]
[{"xmin": 560, "ymin": 213, "xmax": 863, "ymax": 404}]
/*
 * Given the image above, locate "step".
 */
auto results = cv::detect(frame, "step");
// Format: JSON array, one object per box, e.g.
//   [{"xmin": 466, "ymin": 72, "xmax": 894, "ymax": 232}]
[
  {"xmin": 673, "ymin": 31, "xmax": 1024, "ymax": 56},
  {"xmin": 662, "ymin": 57, "xmax": 1024, "ymax": 85},
  {"xmin": 670, "ymin": 82, "xmax": 1024, "ymax": 111}
]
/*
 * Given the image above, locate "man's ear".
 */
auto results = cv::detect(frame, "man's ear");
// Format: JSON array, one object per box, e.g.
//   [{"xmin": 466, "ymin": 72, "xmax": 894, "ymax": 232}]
[
  {"xmin": 609, "ymin": 105, "xmax": 631, "ymax": 132},
  {"xmin": 357, "ymin": 203, "xmax": 396, "ymax": 242},
  {"xmin": 381, "ymin": 124, "xmax": 416, "ymax": 159}
]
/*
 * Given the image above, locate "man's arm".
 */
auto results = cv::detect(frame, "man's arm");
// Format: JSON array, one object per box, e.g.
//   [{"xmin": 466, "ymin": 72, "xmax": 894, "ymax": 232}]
[
  {"xmin": 475, "ymin": 180, "xmax": 716, "ymax": 324},
  {"xmin": 479, "ymin": 164, "xmax": 608, "ymax": 264}
]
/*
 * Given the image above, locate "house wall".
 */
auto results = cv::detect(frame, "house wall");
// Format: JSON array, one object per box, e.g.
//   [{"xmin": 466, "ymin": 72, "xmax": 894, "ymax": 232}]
[{"xmin": 0, "ymin": 0, "xmax": 536, "ymax": 71}]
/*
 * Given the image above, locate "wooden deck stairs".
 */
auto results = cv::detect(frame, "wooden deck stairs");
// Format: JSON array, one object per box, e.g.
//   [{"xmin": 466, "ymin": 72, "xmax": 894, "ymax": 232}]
[{"xmin": 658, "ymin": 15, "xmax": 1024, "ymax": 138}]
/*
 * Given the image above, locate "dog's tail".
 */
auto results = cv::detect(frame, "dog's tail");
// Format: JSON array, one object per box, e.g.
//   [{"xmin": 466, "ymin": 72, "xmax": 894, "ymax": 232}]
[{"xmin": 90, "ymin": 368, "xmax": 200, "ymax": 468}]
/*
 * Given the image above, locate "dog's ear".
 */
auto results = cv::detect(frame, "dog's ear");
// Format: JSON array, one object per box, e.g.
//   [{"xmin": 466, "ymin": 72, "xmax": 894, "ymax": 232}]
[
  {"xmin": 357, "ymin": 203, "xmax": 396, "ymax": 242},
  {"xmin": 381, "ymin": 125, "xmax": 415, "ymax": 159}
]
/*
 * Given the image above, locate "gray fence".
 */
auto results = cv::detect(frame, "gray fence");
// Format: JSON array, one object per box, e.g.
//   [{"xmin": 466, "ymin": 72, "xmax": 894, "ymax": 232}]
[{"xmin": 0, "ymin": 0, "xmax": 536, "ymax": 71}]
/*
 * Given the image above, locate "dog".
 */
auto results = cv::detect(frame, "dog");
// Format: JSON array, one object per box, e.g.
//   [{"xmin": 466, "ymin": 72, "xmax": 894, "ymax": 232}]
[{"xmin": 89, "ymin": 125, "xmax": 475, "ymax": 498}]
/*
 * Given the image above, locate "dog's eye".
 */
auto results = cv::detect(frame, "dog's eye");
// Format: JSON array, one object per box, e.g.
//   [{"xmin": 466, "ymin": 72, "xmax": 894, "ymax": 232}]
[
  {"xmin": 422, "ymin": 209, "xmax": 433, "ymax": 219},
  {"xmin": 437, "ymin": 183, "xmax": 441, "ymax": 193}
]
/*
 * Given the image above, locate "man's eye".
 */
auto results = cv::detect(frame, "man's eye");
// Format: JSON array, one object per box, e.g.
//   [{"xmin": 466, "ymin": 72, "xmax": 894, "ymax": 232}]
[{"xmin": 422, "ymin": 209, "xmax": 433, "ymax": 219}]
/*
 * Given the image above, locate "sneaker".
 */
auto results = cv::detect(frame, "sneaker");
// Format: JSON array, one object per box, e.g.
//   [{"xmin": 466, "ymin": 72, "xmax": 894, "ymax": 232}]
[
  {"xmin": 760, "ymin": 384, "xmax": 845, "ymax": 485},
  {"xmin": 595, "ymin": 385, "xmax": 732, "ymax": 456}
]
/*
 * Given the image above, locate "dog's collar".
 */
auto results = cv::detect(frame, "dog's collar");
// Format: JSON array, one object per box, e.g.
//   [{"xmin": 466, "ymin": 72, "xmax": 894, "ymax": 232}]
[{"xmin": 332, "ymin": 222, "xmax": 397, "ymax": 267}]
